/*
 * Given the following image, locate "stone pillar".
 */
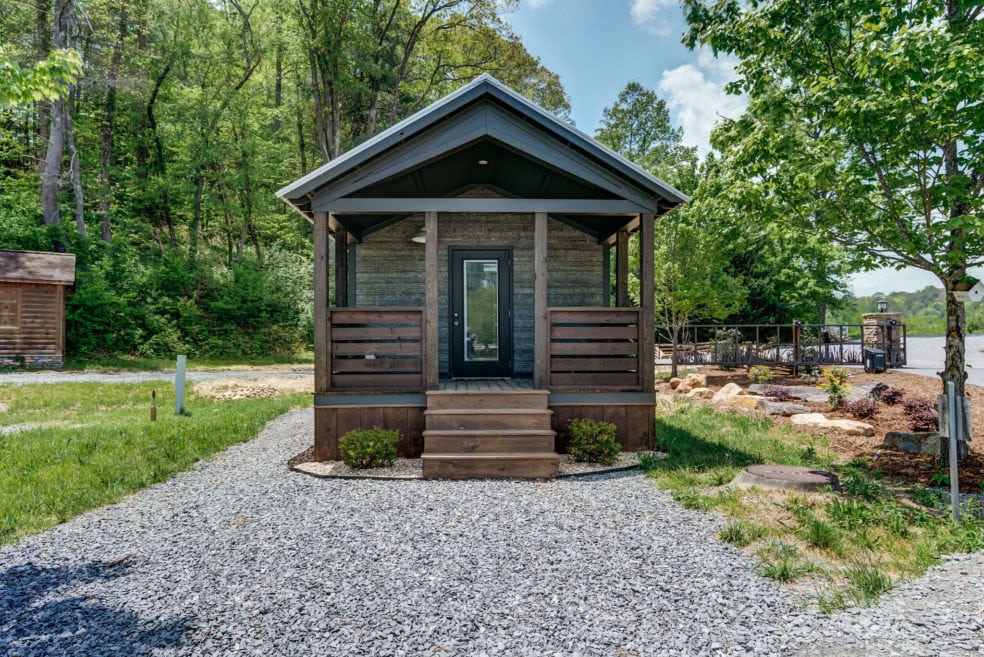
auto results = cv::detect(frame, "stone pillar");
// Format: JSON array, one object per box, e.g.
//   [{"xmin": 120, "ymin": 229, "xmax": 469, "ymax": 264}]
[{"xmin": 862, "ymin": 312, "xmax": 903, "ymax": 366}]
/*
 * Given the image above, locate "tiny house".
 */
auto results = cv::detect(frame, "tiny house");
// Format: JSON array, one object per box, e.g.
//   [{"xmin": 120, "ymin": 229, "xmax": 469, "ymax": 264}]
[
  {"xmin": 0, "ymin": 249, "xmax": 76, "ymax": 368},
  {"xmin": 278, "ymin": 75, "xmax": 686, "ymax": 478}
]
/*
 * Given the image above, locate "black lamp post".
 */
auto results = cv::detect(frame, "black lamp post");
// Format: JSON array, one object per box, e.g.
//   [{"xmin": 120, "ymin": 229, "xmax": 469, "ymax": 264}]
[{"xmin": 877, "ymin": 298, "xmax": 888, "ymax": 313}]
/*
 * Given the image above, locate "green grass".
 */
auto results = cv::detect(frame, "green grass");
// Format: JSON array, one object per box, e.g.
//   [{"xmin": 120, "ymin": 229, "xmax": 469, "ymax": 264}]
[
  {"xmin": 645, "ymin": 399, "xmax": 984, "ymax": 611},
  {"xmin": 0, "ymin": 381, "xmax": 309, "ymax": 546},
  {"xmin": 59, "ymin": 352, "xmax": 314, "ymax": 372}
]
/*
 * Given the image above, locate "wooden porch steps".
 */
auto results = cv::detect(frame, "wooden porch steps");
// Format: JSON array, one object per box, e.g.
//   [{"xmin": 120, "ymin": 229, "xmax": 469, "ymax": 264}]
[{"xmin": 422, "ymin": 389, "xmax": 559, "ymax": 479}]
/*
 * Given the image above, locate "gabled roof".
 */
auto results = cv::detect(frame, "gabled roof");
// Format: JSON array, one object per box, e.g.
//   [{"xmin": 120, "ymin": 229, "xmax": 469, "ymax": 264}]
[
  {"xmin": 277, "ymin": 74, "xmax": 687, "ymax": 236},
  {"xmin": 0, "ymin": 250, "xmax": 76, "ymax": 285}
]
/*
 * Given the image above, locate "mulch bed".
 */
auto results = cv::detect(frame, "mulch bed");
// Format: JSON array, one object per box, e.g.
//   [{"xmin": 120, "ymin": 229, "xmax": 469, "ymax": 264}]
[{"xmin": 658, "ymin": 366, "xmax": 984, "ymax": 492}]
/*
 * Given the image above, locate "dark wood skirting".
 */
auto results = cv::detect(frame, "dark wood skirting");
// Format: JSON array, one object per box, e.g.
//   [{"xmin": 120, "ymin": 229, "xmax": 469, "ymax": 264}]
[
  {"xmin": 549, "ymin": 403, "xmax": 655, "ymax": 453},
  {"xmin": 314, "ymin": 394, "xmax": 655, "ymax": 461}
]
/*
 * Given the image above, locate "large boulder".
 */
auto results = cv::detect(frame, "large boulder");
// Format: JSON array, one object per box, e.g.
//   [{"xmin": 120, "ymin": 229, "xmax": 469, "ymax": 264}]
[
  {"xmin": 789, "ymin": 413, "xmax": 875, "ymax": 436},
  {"xmin": 669, "ymin": 377, "xmax": 683, "ymax": 390},
  {"xmin": 722, "ymin": 395, "xmax": 762, "ymax": 410},
  {"xmin": 883, "ymin": 431, "xmax": 941, "ymax": 456},
  {"xmin": 686, "ymin": 387, "xmax": 715, "ymax": 399},
  {"xmin": 757, "ymin": 399, "xmax": 812, "ymax": 416},
  {"xmin": 713, "ymin": 382, "xmax": 744, "ymax": 402},
  {"xmin": 675, "ymin": 373, "xmax": 707, "ymax": 394}
]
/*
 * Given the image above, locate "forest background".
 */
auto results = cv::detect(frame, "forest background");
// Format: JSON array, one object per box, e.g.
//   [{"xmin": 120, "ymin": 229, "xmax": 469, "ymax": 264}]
[{"xmin": 1, "ymin": 0, "xmax": 972, "ymax": 363}]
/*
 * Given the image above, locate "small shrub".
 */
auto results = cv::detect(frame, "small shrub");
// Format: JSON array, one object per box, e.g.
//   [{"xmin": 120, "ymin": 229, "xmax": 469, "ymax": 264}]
[
  {"xmin": 567, "ymin": 418, "xmax": 620, "ymax": 465},
  {"xmin": 338, "ymin": 427, "xmax": 399, "ymax": 469},
  {"xmin": 748, "ymin": 365, "xmax": 773, "ymax": 384},
  {"xmin": 844, "ymin": 398, "xmax": 877, "ymax": 419},
  {"xmin": 879, "ymin": 387, "xmax": 906, "ymax": 405},
  {"xmin": 820, "ymin": 366, "xmax": 852, "ymax": 409},
  {"xmin": 761, "ymin": 385, "xmax": 794, "ymax": 401},
  {"xmin": 799, "ymin": 366, "xmax": 822, "ymax": 385},
  {"xmin": 903, "ymin": 398, "xmax": 938, "ymax": 432}
]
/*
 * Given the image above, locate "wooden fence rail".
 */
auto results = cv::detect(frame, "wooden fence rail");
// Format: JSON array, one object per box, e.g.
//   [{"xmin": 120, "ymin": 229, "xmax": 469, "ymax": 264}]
[
  {"xmin": 547, "ymin": 307, "xmax": 643, "ymax": 390},
  {"xmin": 328, "ymin": 307, "xmax": 425, "ymax": 391}
]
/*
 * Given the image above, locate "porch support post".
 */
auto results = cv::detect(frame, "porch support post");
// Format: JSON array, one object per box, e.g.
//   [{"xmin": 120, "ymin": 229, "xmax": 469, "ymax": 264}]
[
  {"xmin": 602, "ymin": 245, "xmax": 611, "ymax": 307},
  {"xmin": 534, "ymin": 212, "xmax": 548, "ymax": 389},
  {"xmin": 313, "ymin": 211, "xmax": 330, "ymax": 393},
  {"xmin": 424, "ymin": 211, "xmax": 439, "ymax": 390},
  {"xmin": 334, "ymin": 221, "xmax": 349, "ymax": 307},
  {"xmin": 615, "ymin": 228, "xmax": 629, "ymax": 307},
  {"xmin": 640, "ymin": 213, "xmax": 655, "ymax": 391}
]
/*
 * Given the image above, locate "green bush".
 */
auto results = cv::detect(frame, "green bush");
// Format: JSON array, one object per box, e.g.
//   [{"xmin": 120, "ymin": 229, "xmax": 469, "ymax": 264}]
[
  {"xmin": 338, "ymin": 427, "xmax": 400, "ymax": 469},
  {"xmin": 748, "ymin": 365, "xmax": 773, "ymax": 383},
  {"xmin": 567, "ymin": 418, "xmax": 621, "ymax": 465},
  {"xmin": 820, "ymin": 366, "xmax": 853, "ymax": 409}
]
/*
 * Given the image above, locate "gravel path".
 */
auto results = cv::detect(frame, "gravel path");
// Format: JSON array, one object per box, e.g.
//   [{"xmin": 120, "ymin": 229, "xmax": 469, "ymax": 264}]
[
  {"xmin": 2, "ymin": 407, "xmax": 982, "ymax": 656},
  {"xmin": 0, "ymin": 368, "xmax": 312, "ymax": 387}
]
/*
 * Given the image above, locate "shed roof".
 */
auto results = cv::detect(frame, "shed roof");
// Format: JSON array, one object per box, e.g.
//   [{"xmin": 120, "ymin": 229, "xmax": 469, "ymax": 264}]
[
  {"xmin": 277, "ymin": 75, "xmax": 687, "ymax": 240},
  {"xmin": 0, "ymin": 250, "xmax": 77, "ymax": 285}
]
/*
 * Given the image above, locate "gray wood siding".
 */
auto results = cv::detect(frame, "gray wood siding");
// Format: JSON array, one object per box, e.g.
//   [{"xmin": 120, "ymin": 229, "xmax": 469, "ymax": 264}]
[{"xmin": 354, "ymin": 215, "xmax": 603, "ymax": 376}]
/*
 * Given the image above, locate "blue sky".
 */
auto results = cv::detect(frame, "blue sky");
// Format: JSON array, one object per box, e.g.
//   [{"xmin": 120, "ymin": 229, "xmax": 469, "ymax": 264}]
[{"xmin": 503, "ymin": 0, "xmax": 969, "ymax": 297}]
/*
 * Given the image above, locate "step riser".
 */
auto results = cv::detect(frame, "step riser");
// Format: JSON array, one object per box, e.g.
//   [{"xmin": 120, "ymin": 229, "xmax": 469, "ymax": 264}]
[
  {"xmin": 426, "ymin": 392, "xmax": 548, "ymax": 411},
  {"xmin": 423, "ymin": 456, "xmax": 559, "ymax": 479},
  {"xmin": 426, "ymin": 413, "xmax": 553, "ymax": 431},
  {"xmin": 424, "ymin": 434, "xmax": 555, "ymax": 453}
]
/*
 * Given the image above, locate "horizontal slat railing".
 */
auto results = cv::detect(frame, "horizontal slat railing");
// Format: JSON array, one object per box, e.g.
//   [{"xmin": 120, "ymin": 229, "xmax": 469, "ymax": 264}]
[
  {"xmin": 328, "ymin": 307, "xmax": 425, "ymax": 391},
  {"xmin": 547, "ymin": 307, "xmax": 642, "ymax": 390}
]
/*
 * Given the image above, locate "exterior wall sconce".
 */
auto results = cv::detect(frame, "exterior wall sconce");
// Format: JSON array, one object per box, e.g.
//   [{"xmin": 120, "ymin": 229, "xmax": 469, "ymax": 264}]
[{"xmin": 411, "ymin": 228, "xmax": 427, "ymax": 244}]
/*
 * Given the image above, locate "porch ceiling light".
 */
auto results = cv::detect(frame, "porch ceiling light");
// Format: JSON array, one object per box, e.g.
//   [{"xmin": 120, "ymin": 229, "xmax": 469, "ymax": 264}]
[
  {"xmin": 411, "ymin": 228, "xmax": 427, "ymax": 244},
  {"xmin": 477, "ymin": 159, "xmax": 488, "ymax": 165}
]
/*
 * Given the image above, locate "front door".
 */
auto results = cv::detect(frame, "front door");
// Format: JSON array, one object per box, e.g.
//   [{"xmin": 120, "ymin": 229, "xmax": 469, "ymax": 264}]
[{"xmin": 450, "ymin": 248, "xmax": 512, "ymax": 377}]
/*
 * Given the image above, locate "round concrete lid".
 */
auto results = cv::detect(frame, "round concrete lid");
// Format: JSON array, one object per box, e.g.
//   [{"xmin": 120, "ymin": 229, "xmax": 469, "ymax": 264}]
[{"xmin": 731, "ymin": 464, "xmax": 840, "ymax": 492}]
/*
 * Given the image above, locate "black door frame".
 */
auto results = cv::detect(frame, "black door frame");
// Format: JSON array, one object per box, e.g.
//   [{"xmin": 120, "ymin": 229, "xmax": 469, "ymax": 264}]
[{"xmin": 448, "ymin": 247, "xmax": 513, "ymax": 378}]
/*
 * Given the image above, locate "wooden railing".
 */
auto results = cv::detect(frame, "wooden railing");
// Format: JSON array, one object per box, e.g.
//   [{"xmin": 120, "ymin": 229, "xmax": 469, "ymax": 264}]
[
  {"xmin": 547, "ymin": 307, "xmax": 643, "ymax": 390},
  {"xmin": 328, "ymin": 307, "xmax": 425, "ymax": 391}
]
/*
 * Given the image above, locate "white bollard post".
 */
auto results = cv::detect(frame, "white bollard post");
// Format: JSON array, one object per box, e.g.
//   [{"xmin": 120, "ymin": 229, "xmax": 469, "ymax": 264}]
[{"xmin": 175, "ymin": 354, "xmax": 187, "ymax": 416}]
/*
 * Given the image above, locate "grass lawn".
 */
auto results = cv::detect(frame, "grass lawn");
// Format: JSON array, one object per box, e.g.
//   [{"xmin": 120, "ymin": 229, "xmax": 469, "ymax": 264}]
[
  {"xmin": 59, "ymin": 352, "xmax": 314, "ymax": 372},
  {"xmin": 0, "ymin": 382, "xmax": 309, "ymax": 546},
  {"xmin": 646, "ymin": 399, "xmax": 984, "ymax": 611}
]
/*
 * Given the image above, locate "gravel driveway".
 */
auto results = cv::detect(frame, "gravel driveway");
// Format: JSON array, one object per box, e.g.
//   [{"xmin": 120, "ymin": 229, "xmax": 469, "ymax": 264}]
[{"xmin": 2, "ymin": 408, "xmax": 982, "ymax": 656}]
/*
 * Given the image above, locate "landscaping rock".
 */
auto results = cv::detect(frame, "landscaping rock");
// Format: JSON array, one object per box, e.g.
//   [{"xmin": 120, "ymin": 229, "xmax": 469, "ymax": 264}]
[
  {"xmin": 712, "ymin": 382, "xmax": 743, "ymax": 402},
  {"xmin": 675, "ymin": 373, "xmax": 707, "ymax": 395},
  {"xmin": 721, "ymin": 395, "xmax": 762, "ymax": 410},
  {"xmin": 789, "ymin": 412, "xmax": 875, "ymax": 436},
  {"xmin": 748, "ymin": 382, "xmax": 879, "ymax": 403},
  {"xmin": 883, "ymin": 431, "xmax": 941, "ymax": 456},
  {"xmin": 685, "ymin": 387, "xmax": 715, "ymax": 399},
  {"xmin": 669, "ymin": 377, "xmax": 682, "ymax": 390},
  {"xmin": 756, "ymin": 399, "xmax": 812, "ymax": 416}
]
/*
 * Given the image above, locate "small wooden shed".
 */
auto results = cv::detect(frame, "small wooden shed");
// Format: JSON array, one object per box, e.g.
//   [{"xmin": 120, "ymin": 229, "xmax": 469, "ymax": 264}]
[
  {"xmin": 278, "ymin": 75, "xmax": 687, "ymax": 478},
  {"xmin": 0, "ymin": 249, "xmax": 76, "ymax": 368}
]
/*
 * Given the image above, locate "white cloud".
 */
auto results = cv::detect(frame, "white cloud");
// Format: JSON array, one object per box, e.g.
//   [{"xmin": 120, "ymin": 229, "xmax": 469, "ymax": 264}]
[
  {"xmin": 657, "ymin": 49, "xmax": 746, "ymax": 154},
  {"xmin": 629, "ymin": 0, "xmax": 677, "ymax": 35}
]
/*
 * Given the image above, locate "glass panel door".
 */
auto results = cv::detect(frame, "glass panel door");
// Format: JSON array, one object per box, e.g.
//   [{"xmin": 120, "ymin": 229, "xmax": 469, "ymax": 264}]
[{"xmin": 450, "ymin": 249, "xmax": 511, "ymax": 377}]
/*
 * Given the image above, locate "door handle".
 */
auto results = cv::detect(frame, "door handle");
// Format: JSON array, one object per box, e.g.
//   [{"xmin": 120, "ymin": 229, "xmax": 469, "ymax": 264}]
[{"xmin": 453, "ymin": 321, "xmax": 460, "ymax": 326}]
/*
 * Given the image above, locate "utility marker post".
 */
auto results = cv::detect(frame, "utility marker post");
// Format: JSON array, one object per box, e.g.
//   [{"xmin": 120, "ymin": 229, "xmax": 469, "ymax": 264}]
[
  {"xmin": 175, "ymin": 355, "xmax": 187, "ymax": 416},
  {"xmin": 946, "ymin": 381, "xmax": 960, "ymax": 521}
]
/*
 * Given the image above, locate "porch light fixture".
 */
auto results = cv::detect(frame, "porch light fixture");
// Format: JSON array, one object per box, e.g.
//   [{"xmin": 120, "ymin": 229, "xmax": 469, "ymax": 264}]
[
  {"xmin": 877, "ymin": 298, "xmax": 888, "ymax": 312},
  {"xmin": 411, "ymin": 228, "xmax": 427, "ymax": 244},
  {"xmin": 477, "ymin": 159, "xmax": 488, "ymax": 165}
]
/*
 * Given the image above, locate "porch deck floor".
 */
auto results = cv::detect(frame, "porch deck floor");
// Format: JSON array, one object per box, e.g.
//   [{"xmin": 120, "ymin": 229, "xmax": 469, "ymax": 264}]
[{"xmin": 438, "ymin": 378, "xmax": 535, "ymax": 392}]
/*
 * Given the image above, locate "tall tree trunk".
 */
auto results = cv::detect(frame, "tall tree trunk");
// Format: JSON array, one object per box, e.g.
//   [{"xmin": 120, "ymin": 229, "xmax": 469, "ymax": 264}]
[
  {"xmin": 66, "ymin": 86, "xmax": 85, "ymax": 237},
  {"xmin": 40, "ymin": 0, "xmax": 73, "ymax": 235},
  {"xmin": 35, "ymin": 0, "xmax": 52, "ymax": 169},
  {"xmin": 273, "ymin": 45, "xmax": 283, "ymax": 133},
  {"xmin": 99, "ymin": 0, "xmax": 127, "ymax": 243}
]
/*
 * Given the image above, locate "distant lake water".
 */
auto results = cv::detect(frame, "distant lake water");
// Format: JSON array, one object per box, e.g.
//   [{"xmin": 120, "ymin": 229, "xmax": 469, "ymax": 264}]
[{"xmin": 904, "ymin": 334, "xmax": 984, "ymax": 386}]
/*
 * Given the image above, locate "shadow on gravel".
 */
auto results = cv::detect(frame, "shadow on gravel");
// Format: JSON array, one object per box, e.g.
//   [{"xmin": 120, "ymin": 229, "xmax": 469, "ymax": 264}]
[{"xmin": 0, "ymin": 560, "xmax": 190, "ymax": 656}]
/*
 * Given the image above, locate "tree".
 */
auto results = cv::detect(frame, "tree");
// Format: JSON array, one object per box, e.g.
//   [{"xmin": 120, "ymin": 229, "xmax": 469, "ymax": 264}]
[
  {"xmin": 0, "ymin": 48, "xmax": 81, "ymax": 108},
  {"xmin": 597, "ymin": 83, "xmax": 742, "ymax": 376},
  {"xmin": 683, "ymin": 0, "xmax": 984, "ymax": 399}
]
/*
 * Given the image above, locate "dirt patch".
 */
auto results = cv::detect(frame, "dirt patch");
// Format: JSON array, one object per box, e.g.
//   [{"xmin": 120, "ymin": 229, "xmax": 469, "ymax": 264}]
[
  {"xmin": 194, "ymin": 376, "xmax": 313, "ymax": 400},
  {"xmin": 658, "ymin": 366, "xmax": 984, "ymax": 491}
]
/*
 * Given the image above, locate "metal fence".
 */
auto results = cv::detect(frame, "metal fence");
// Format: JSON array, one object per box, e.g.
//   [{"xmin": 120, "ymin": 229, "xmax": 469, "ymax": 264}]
[{"xmin": 657, "ymin": 323, "xmax": 907, "ymax": 368}]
